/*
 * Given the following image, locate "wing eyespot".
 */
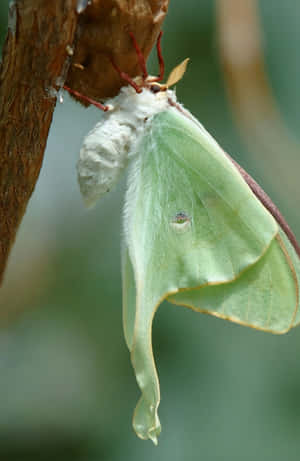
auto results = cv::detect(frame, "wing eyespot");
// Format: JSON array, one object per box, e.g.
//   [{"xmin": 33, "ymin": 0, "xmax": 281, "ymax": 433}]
[{"xmin": 170, "ymin": 211, "xmax": 192, "ymax": 233}]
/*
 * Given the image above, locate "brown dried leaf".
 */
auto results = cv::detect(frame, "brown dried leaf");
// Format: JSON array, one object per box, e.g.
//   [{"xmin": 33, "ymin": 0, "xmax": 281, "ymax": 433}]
[{"xmin": 66, "ymin": 0, "xmax": 170, "ymax": 100}]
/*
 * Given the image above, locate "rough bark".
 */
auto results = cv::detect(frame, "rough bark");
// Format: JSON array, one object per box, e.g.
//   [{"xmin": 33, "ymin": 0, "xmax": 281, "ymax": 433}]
[
  {"xmin": 0, "ymin": 0, "xmax": 79, "ymax": 284},
  {"xmin": 0, "ymin": 0, "xmax": 169, "ymax": 285}
]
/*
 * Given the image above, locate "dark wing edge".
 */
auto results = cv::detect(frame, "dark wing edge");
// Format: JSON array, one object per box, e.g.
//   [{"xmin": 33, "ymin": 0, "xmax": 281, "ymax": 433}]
[{"xmin": 227, "ymin": 155, "xmax": 300, "ymax": 259}]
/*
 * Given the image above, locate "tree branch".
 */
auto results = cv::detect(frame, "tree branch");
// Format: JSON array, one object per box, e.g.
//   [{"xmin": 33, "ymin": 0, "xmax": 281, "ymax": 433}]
[{"xmin": 0, "ymin": 0, "xmax": 78, "ymax": 284}]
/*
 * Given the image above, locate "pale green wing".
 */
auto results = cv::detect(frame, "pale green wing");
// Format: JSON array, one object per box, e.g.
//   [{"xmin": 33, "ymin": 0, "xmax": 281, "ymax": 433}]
[
  {"xmin": 168, "ymin": 229, "xmax": 299, "ymax": 333},
  {"xmin": 277, "ymin": 228, "xmax": 300, "ymax": 326},
  {"xmin": 122, "ymin": 107, "xmax": 279, "ymax": 443}
]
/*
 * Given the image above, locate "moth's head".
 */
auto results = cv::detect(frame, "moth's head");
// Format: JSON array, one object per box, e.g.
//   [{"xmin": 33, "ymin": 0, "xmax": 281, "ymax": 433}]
[
  {"xmin": 146, "ymin": 81, "xmax": 168, "ymax": 94},
  {"xmin": 132, "ymin": 78, "xmax": 167, "ymax": 94}
]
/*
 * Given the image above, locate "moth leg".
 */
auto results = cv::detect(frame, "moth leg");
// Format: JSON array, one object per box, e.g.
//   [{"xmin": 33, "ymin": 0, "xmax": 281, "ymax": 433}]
[
  {"xmin": 63, "ymin": 85, "xmax": 110, "ymax": 111},
  {"xmin": 129, "ymin": 31, "xmax": 148, "ymax": 80},
  {"xmin": 110, "ymin": 59, "xmax": 143, "ymax": 93},
  {"xmin": 147, "ymin": 31, "xmax": 165, "ymax": 83}
]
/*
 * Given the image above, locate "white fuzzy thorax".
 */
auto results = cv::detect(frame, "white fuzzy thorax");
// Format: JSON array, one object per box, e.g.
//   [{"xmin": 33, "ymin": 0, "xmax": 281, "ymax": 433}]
[{"xmin": 77, "ymin": 85, "xmax": 176, "ymax": 207}]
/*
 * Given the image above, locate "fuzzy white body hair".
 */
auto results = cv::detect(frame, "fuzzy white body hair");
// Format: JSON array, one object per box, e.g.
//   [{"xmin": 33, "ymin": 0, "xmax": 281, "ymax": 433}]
[{"xmin": 77, "ymin": 84, "xmax": 176, "ymax": 207}]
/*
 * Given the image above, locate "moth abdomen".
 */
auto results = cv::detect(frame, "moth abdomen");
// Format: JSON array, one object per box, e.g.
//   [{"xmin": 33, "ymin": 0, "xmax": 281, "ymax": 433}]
[{"xmin": 77, "ymin": 117, "xmax": 134, "ymax": 207}]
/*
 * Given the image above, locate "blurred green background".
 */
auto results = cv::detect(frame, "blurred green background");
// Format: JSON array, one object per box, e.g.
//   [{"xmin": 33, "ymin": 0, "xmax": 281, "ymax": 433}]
[{"xmin": 1, "ymin": 1, "xmax": 300, "ymax": 460}]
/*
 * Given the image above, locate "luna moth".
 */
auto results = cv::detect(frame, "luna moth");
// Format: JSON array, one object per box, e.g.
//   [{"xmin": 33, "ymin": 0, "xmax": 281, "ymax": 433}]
[{"xmin": 65, "ymin": 32, "xmax": 300, "ymax": 444}]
